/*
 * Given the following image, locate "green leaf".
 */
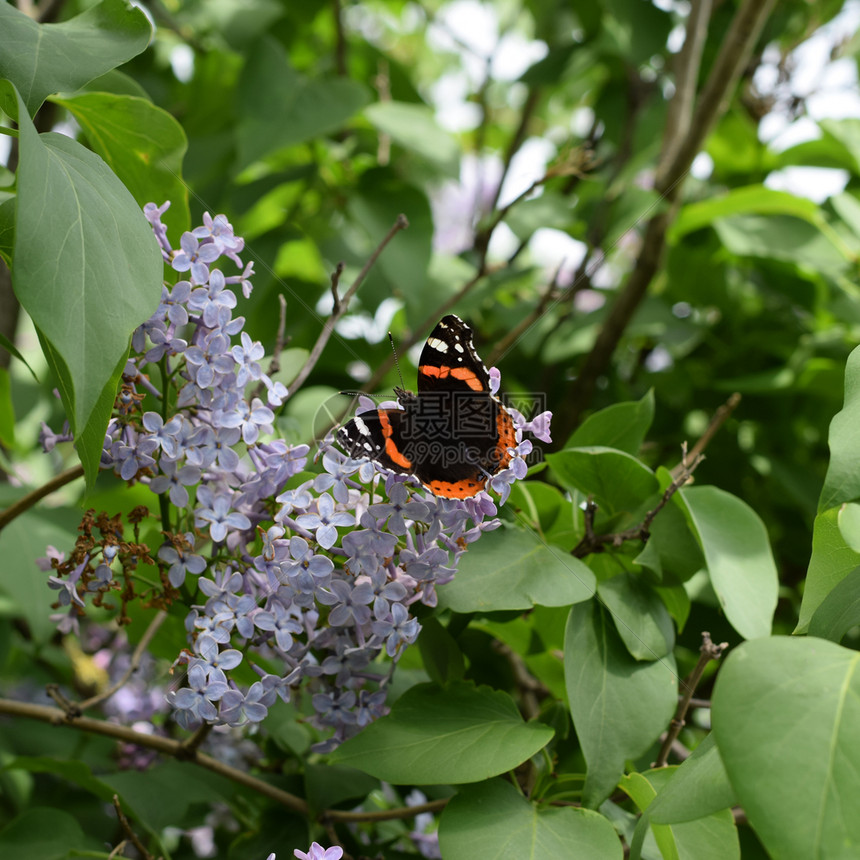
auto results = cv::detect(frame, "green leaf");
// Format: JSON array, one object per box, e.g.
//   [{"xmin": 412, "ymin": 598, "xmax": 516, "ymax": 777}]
[
  {"xmin": 304, "ymin": 763, "xmax": 379, "ymax": 816},
  {"xmin": 714, "ymin": 214, "xmax": 850, "ymax": 276},
  {"xmin": 0, "ymin": 808, "xmax": 86, "ymax": 860},
  {"xmin": 669, "ymin": 185, "xmax": 823, "ymax": 242},
  {"xmin": 438, "ymin": 525, "xmax": 595, "ymax": 613},
  {"xmin": 808, "ymin": 565, "xmax": 860, "ymax": 642},
  {"xmin": 439, "ymin": 779, "xmax": 623, "ymax": 860},
  {"xmin": 0, "ymin": 331, "xmax": 39, "ymax": 381},
  {"xmin": 799, "ymin": 507, "xmax": 860, "ymax": 633},
  {"xmin": 12, "ymin": 88, "xmax": 162, "ymax": 486},
  {"xmin": 564, "ymin": 600, "xmax": 677, "ymax": 807},
  {"xmin": 838, "ymin": 502, "xmax": 860, "ymax": 552},
  {"xmin": 819, "ymin": 344, "xmax": 860, "ymax": 511},
  {"xmin": 712, "ymin": 636, "xmax": 860, "ymax": 859},
  {"xmin": 4, "ymin": 756, "xmax": 116, "ymax": 804},
  {"xmin": 349, "ymin": 169, "xmax": 433, "ymax": 306},
  {"xmin": 567, "ymin": 390, "xmax": 655, "ymax": 456},
  {"xmin": 546, "ymin": 446, "xmax": 659, "ymax": 516},
  {"xmin": 621, "ymin": 769, "xmax": 739, "ymax": 860},
  {"xmin": 635, "ymin": 471, "xmax": 706, "ymax": 586},
  {"xmin": 364, "ymin": 101, "xmax": 459, "ymax": 176},
  {"xmin": 647, "ymin": 734, "xmax": 737, "ymax": 824},
  {"xmin": 332, "ymin": 681, "xmax": 554, "ymax": 784},
  {"xmin": 418, "ymin": 616, "xmax": 466, "ymax": 684},
  {"xmin": 0, "ymin": 0, "xmax": 151, "ymax": 116},
  {"xmin": 105, "ymin": 761, "xmax": 234, "ymax": 833},
  {"xmin": 54, "ymin": 92, "xmax": 190, "ymax": 238},
  {"xmin": 679, "ymin": 486, "xmax": 778, "ymax": 640},
  {"xmin": 0, "ymin": 368, "xmax": 13, "ymax": 447},
  {"xmin": 0, "ymin": 509, "xmax": 79, "ymax": 643},
  {"xmin": 236, "ymin": 36, "xmax": 370, "ymax": 168},
  {"xmin": 597, "ymin": 573, "xmax": 675, "ymax": 660}
]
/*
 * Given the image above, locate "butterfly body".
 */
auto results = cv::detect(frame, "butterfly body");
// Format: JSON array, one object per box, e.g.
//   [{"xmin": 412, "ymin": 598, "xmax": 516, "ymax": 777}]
[{"xmin": 337, "ymin": 315, "xmax": 516, "ymax": 498}]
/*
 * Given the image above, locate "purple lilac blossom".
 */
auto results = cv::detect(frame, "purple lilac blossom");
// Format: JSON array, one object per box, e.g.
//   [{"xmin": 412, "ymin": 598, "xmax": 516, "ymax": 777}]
[{"xmin": 39, "ymin": 201, "xmax": 552, "ymax": 748}]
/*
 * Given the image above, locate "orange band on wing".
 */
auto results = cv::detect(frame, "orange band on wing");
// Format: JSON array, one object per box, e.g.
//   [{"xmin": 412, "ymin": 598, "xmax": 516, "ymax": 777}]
[
  {"xmin": 425, "ymin": 476, "xmax": 486, "ymax": 498},
  {"xmin": 419, "ymin": 364, "xmax": 484, "ymax": 391},
  {"xmin": 378, "ymin": 411, "xmax": 412, "ymax": 469}
]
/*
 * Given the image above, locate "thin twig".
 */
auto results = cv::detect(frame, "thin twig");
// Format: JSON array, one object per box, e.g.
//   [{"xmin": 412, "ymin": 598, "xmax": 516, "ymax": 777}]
[
  {"xmin": 323, "ymin": 797, "xmax": 449, "ymax": 824},
  {"xmin": 252, "ymin": 294, "xmax": 289, "ymax": 404},
  {"xmin": 486, "ymin": 261, "xmax": 563, "ymax": 367},
  {"xmin": 671, "ymin": 393, "xmax": 741, "ymax": 480},
  {"xmin": 76, "ymin": 611, "xmax": 168, "ymax": 713},
  {"xmin": 0, "ymin": 464, "xmax": 85, "ymax": 532},
  {"xmin": 653, "ymin": 631, "xmax": 727, "ymax": 767},
  {"xmin": 284, "ymin": 215, "xmax": 409, "ymax": 400},
  {"xmin": 572, "ymin": 453, "xmax": 703, "ymax": 558},
  {"xmin": 112, "ymin": 795, "xmax": 156, "ymax": 860}
]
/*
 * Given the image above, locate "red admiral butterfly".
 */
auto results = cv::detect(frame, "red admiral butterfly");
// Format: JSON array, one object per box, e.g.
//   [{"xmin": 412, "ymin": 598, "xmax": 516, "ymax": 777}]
[{"xmin": 337, "ymin": 315, "xmax": 516, "ymax": 498}]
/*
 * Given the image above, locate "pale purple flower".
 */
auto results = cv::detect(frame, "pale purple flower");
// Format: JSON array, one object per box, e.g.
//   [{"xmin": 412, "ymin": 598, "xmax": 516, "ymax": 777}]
[{"xmin": 294, "ymin": 843, "xmax": 343, "ymax": 860}]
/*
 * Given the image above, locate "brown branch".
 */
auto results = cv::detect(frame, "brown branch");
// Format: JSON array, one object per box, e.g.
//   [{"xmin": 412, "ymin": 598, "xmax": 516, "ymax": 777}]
[
  {"xmin": 562, "ymin": 0, "xmax": 776, "ymax": 431},
  {"xmin": 0, "ymin": 696, "xmax": 310, "ymax": 816},
  {"xmin": 487, "ymin": 262, "xmax": 564, "ymax": 366},
  {"xmin": 0, "ymin": 696, "xmax": 449, "ymax": 825},
  {"xmin": 656, "ymin": 0, "xmax": 714, "ymax": 188},
  {"xmin": 284, "ymin": 215, "xmax": 409, "ymax": 400},
  {"xmin": 671, "ymin": 392, "xmax": 741, "ymax": 480},
  {"xmin": 572, "ymin": 452, "xmax": 703, "ymax": 558},
  {"xmin": 0, "ymin": 463, "xmax": 85, "ymax": 532},
  {"xmin": 653, "ymin": 631, "xmax": 727, "ymax": 767},
  {"xmin": 333, "ymin": 0, "xmax": 347, "ymax": 77},
  {"xmin": 113, "ymin": 794, "xmax": 157, "ymax": 860},
  {"xmin": 323, "ymin": 797, "xmax": 449, "ymax": 824},
  {"xmin": 658, "ymin": 0, "xmax": 778, "ymax": 196}
]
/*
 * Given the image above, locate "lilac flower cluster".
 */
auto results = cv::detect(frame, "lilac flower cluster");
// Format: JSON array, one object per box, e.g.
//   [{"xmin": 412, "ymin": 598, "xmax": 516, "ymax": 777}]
[{"xmin": 40, "ymin": 202, "xmax": 551, "ymax": 749}]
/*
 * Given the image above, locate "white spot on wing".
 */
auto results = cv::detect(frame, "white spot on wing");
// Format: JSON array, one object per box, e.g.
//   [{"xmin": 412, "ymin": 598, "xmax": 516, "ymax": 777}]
[{"xmin": 426, "ymin": 337, "xmax": 448, "ymax": 353}]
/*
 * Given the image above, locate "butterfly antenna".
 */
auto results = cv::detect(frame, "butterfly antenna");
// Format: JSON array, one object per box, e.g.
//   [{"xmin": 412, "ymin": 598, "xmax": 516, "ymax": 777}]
[{"xmin": 389, "ymin": 331, "xmax": 407, "ymax": 391}]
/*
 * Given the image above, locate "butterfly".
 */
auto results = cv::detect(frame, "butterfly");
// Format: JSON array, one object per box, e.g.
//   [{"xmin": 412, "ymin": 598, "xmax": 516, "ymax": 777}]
[{"xmin": 337, "ymin": 315, "xmax": 516, "ymax": 498}]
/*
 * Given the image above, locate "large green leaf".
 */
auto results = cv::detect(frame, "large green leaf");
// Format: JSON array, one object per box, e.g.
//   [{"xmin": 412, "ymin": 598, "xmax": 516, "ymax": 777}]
[
  {"xmin": 712, "ymin": 636, "xmax": 860, "ymax": 859},
  {"xmin": 439, "ymin": 779, "xmax": 622, "ymax": 860},
  {"xmin": 621, "ymin": 769, "xmax": 739, "ymax": 860},
  {"xmin": 105, "ymin": 760, "xmax": 234, "ymax": 833},
  {"xmin": 819, "ymin": 344, "xmax": 860, "ymax": 512},
  {"xmin": 0, "ymin": 808, "xmax": 86, "ymax": 860},
  {"xmin": 546, "ymin": 446, "xmax": 659, "ymax": 516},
  {"xmin": 564, "ymin": 600, "xmax": 677, "ymax": 808},
  {"xmin": 438, "ymin": 525, "xmax": 595, "ymax": 612},
  {"xmin": 566, "ymin": 390, "xmax": 655, "ymax": 456},
  {"xmin": 364, "ymin": 101, "xmax": 459, "ymax": 176},
  {"xmin": 54, "ymin": 92, "xmax": 190, "ymax": 238},
  {"xmin": 797, "ymin": 507, "xmax": 860, "ymax": 633},
  {"xmin": 646, "ymin": 734, "xmax": 737, "ymax": 824},
  {"xmin": 808, "ymin": 566, "xmax": 860, "ymax": 643},
  {"xmin": 236, "ymin": 36, "xmax": 370, "ymax": 168},
  {"xmin": 714, "ymin": 214, "xmax": 850, "ymax": 277},
  {"xmin": 13, "ymin": 89, "xmax": 162, "ymax": 485},
  {"xmin": 331, "ymin": 681, "xmax": 554, "ymax": 784},
  {"xmin": 597, "ymin": 573, "xmax": 675, "ymax": 660},
  {"xmin": 0, "ymin": 0, "xmax": 151, "ymax": 116},
  {"xmin": 679, "ymin": 486, "xmax": 778, "ymax": 640},
  {"xmin": 4, "ymin": 756, "xmax": 116, "ymax": 804},
  {"xmin": 0, "ymin": 509, "xmax": 78, "ymax": 643},
  {"xmin": 669, "ymin": 185, "xmax": 823, "ymax": 242}
]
